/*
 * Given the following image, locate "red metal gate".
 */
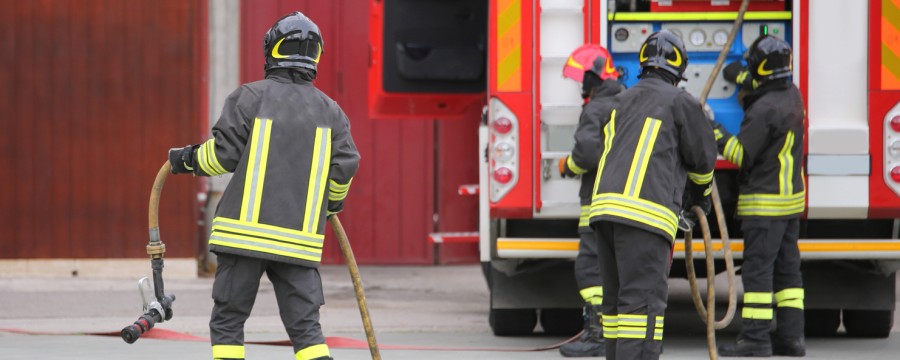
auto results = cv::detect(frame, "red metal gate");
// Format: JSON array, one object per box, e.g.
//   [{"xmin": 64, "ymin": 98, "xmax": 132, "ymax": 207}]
[{"xmin": 0, "ymin": 0, "xmax": 206, "ymax": 259}]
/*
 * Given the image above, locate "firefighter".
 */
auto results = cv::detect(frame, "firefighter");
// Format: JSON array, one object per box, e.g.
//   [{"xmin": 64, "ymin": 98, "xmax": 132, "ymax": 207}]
[
  {"xmin": 557, "ymin": 44, "xmax": 625, "ymax": 358},
  {"xmin": 715, "ymin": 35, "xmax": 806, "ymax": 358},
  {"xmin": 588, "ymin": 30, "xmax": 717, "ymax": 360},
  {"xmin": 167, "ymin": 12, "xmax": 359, "ymax": 360}
]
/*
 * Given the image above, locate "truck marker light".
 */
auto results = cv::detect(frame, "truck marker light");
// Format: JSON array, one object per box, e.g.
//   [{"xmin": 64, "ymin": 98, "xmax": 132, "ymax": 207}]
[
  {"xmin": 891, "ymin": 116, "xmax": 900, "ymax": 132},
  {"xmin": 891, "ymin": 141, "xmax": 900, "ymax": 157},
  {"xmin": 891, "ymin": 167, "xmax": 900, "ymax": 183},
  {"xmin": 493, "ymin": 167, "xmax": 513, "ymax": 184},
  {"xmin": 493, "ymin": 117, "xmax": 513, "ymax": 134},
  {"xmin": 493, "ymin": 142, "xmax": 515, "ymax": 162}
]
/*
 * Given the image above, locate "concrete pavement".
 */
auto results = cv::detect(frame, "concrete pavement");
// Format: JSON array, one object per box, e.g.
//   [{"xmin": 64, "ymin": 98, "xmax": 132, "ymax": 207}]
[{"xmin": 1, "ymin": 265, "xmax": 898, "ymax": 359}]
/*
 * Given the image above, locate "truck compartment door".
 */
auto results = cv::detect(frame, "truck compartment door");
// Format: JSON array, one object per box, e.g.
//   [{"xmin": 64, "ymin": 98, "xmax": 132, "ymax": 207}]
[{"xmin": 369, "ymin": 0, "xmax": 487, "ymax": 120}]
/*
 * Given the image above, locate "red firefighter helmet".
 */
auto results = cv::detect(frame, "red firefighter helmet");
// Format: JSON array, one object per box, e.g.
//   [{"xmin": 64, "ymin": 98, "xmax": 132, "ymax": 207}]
[{"xmin": 562, "ymin": 44, "xmax": 618, "ymax": 83}]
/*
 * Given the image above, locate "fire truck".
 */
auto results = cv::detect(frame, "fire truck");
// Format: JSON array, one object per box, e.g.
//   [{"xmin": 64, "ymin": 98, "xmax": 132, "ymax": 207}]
[{"xmin": 370, "ymin": 0, "xmax": 900, "ymax": 337}]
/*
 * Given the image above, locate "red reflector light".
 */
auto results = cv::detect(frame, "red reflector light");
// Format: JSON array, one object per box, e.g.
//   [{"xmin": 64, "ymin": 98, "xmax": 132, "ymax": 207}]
[
  {"xmin": 493, "ymin": 167, "xmax": 513, "ymax": 184},
  {"xmin": 891, "ymin": 116, "xmax": 900, "ymax": 132},
  {"xmin": 891, "ymin": 167, "xmax": 900, "ymax": 182},
  {"xmin": 493, "ymin": 117, "xmax": 513, "ymax": 134}
]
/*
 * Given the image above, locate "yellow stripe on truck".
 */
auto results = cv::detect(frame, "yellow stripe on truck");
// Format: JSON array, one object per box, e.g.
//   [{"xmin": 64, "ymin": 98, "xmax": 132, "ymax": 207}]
[
  {"xmin": 497, "ymin": 240, "xmax": 579, "ymax": 251},
  {"xmin": 496, "ymin": 0, "xmax": 521, "ymax": 92}
]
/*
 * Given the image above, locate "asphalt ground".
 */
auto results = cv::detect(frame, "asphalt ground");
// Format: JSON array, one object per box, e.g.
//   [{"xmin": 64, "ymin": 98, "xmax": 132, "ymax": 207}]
[{"xmin": 1, "ymin": 265, "xmax": 898, "ymax": 359}]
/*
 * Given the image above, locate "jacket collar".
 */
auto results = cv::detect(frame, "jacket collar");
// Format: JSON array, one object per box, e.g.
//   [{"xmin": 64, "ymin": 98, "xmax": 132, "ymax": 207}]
[{"xmin": 265, "ymin": 68, "xmax": 314, "ymax": 84}]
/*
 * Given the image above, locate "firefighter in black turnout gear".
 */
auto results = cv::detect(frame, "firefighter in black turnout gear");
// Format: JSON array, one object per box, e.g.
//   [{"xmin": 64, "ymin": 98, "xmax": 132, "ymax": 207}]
[
  {"xmin": 557, "ymin": 44, "xmax": 625, "ymax": 358},
  {"xmin": 588, "ymin": 31, "xmax": 717, "ymax": 360},
  {"xmin": 168, "ymin": 12, "xmax": 359, "ymax": 360},
  {"xmin": 716, "ymin": 36, "xmax": 806, "ymax": 358}
]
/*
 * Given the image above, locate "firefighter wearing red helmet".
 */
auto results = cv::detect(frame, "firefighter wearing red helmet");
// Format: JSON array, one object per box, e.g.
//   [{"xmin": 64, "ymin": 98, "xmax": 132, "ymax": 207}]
[
  {"xmin": 167, "ymin": 11, "xmax": 359, "ymax": 360},
  {"xmin": 716, "ymin": 35, "xmax": 806, "ymax": 358},
  {"xmin": 586, "ymin": 30, "xmax": 717, "ymax": 360},
  {"xmin": 557, "ymin": 43, "xmax": 625, "ymax": 358}
]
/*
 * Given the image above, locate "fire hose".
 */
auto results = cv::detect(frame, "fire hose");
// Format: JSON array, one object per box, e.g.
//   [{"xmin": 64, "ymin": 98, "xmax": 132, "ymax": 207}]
[
  {"xmin": 683, "ymin": 0, "xmax": 750, "ymax": 359},
  {"xmin": 120, "ymin": 161, "xmax": 177, "ymax": 343}
]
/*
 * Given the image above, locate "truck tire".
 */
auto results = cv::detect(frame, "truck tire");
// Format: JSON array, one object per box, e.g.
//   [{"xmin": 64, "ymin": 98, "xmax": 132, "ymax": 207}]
[
  {"xmin": 842, "ymin": 309, "xmax": 895, "ymax": 338},
  {"xmin": 804, "ymin": 309, "xmax": 840, "ymax": 337},
  {"xmin": 490, "ymin": 308, "xmax": 537, "ymax": 336},
  {"xmin": 539, "ymin": 308, "xmax": 583, "ymax": 336}
]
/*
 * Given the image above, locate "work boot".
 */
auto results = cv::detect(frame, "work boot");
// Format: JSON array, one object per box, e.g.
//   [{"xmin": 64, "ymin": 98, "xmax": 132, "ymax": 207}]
[
  {"xmin": 718, "ymin": 338, "xmax": 773, "ymax": 357},
  {"xmin": 559, "ymin": 305, "xmax": 605, "ymax": 357},
  {"xmin": 772, "ymin": 335, "xmax": 805, "ymax": 357}
]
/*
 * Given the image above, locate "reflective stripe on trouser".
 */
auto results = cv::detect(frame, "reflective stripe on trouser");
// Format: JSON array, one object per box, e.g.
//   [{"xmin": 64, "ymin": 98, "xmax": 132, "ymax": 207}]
[
  {"xmin": 296, "ymin": 344, "xmax": 331, "ymax": 360},
  {"xmin": 210, "ymin": 254, "xmax": 326, "ymax": 357},
  {"xmin": 575, "ymin": 231, "xmax": 602, "ymax": 292},
  {"xmin": 595, "ymin": 221, "xmax": 669, "ymax": 359},
  {"xmin": 212, "ymin": 344, "xmax": 244, "ymax": 360},
  {"xmin": 739, "ymin": 218, "xmax": 803, "ymax": 341}
]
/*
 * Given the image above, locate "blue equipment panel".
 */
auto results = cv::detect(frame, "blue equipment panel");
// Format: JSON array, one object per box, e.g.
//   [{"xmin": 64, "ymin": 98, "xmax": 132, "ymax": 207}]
[{"xmin": 607, "ymin": 20, "xmax": 792, "ymax": 135}]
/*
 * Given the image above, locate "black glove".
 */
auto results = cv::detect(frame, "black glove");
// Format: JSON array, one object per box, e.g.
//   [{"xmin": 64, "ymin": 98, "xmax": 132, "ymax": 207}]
[
  {"xmin": 168, "ymin": 145, "xmax": 197, "ymax": 175},
  {"xmin": 723, "ymin": 61, "xmax": 745, "ymax": 84},
  {"xmin": 327, "ymin": 201, "xmax": 344, "ymax": 218},
  {"xmin": 683, "ymin": 182, "xmax": 712, "ymax": 223}
]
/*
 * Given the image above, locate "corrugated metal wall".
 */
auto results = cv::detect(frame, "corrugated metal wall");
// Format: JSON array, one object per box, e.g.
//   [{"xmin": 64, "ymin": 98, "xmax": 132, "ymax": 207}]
[
  {"xmin": 239, "ymin": 0, "xmax": 480, "ymax": 264},
  {"xmin": 0, "ymin": 0, "xmax": 206, "ymax": 258}
]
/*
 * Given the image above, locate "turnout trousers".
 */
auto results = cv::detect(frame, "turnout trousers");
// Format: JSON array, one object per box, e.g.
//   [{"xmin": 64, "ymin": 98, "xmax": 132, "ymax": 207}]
[
  {"xmin": 210, "ymin": 253, "xmax": 330, "ymax": 360},
  {"xmin": 738, "ymin": 218, "xmax": 804, "ymax": 342},
  {"xmin": 594, "ymin": 221, "xmax": 671, "ymax": 360},
  {"xmin": 575, "ymin": 225, "xmax": 604, "ymax": 304}
]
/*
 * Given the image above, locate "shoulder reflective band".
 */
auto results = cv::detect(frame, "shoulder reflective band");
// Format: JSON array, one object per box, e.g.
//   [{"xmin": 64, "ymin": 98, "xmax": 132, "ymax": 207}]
[{"xmin": 609, "ymin": 11, "xmax": 792, "ymax": 21}]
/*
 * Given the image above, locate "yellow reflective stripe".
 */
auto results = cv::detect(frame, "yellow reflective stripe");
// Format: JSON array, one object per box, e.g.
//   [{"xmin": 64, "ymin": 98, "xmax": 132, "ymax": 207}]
[
  {"xmin": 329, "ymin": 178, "xmax": 352, "ymax": 191},
  {"xmin": 593, "ymin": 110, "xmax": 617, "ymax": 196},
  {"xmin": 778, "ymin": 131, "xmax": 796, "ymax": 195},
  {"xmin": 775, "ymin": 288, "xmax": 804, "ymax": 302},
  {"xmin": 609, "ymin": 11, "xmax": 792, "ymax": 21},
  {"xmin": 778, "ymin": 299, "xmax": 804, "ymax": 309},
  {"xmin": 579, "ymin": 205, "xmax": 590, "ymax": 228},
  {"xmin": 742, "ymin": 307, "xmax": 774, "ymax": 320},
  {"xmin": 624, "ymin": 118, "xmax": 662, "ymax": 197},
  {"xmin": 724, "ymin": 136, "xmax": 744, "ymax": 167},
  {"xmin": 590, "ymin": 193, "xmax": 678, "ymax": 239},
  {"xmin": 329, "ymin": 178, "xmax": 352, "ymax": 201},
  {"xmin": 602, "ymin": 314, "xmax": 619, "ymax": 338},
  {"xmin": 303, "ymin": 128, "xmax": 332, "ymax": 234},
  {"xmin": 579, "ymin": 286, "xmax": 603, "ymax": 304},
  {"xmin": 653, "ymin": 315, "xmax": 664, "ymax": 340},
  {"xmin": 211, "ymin": 217, "xmax": 323, "ymax": 247},
  {"xmin": 240, "ymin": 118, "xmax": 273, "ymax": 223},
  {"xmin": 714, "ymin": 128, "xmax": 724, "ymax": 140},
  {"xmin": 688, "ymin": 170, "xmax": 714, "ymax": 185},
  {"xmin": 619, "ymin": 314, "xmax": 649, "ymax": 338},
  {"xmin": 653, "ymin": 329, "xmax": 664, "ymax": 340},
  {"xmin": 208, "ymin": 140, "xmax": 228, "ymax": 175},
  {"xmin": 296, "ymin": 344, "xmax": 330, "ymax": 360},
  {"xmin": 776, "ymin": 288, "xmax": 804, "ymax": 309},
  {"xmin": 210, "ymin": 231, "xmax": 323, "ymax": 255},
  {"xmin": 199, "ymin": 138, "xmax": 228, "ymax": 175},
  {"xmin": 744, "ymin": 292, "xmax": 773, "ymax": 304},
  {"xmin": 736, "ymin": 71, "xmax": 749, "ymax": 85},
  {"xmin": 617, "ymin": 326, "xmax": 648, "ymax": 339},
  {"xmin": 209, "ymin": 237, "xmax": 322, "ymax": 263},
  {"xmin": 212, "ymin": 344, "xmax": 245, "ymax": 359},
  {"xmin": 737, "ymin": 191, "xmax": 805, "ymax": 216},
  {"xmin": 567, "ymin": 156, "xmax": 588, "ymax": 175}
]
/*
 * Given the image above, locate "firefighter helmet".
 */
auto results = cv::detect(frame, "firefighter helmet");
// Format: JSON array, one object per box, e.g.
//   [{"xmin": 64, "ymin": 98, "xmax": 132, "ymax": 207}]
[
  {"xmin": 746, "ymin": 35, "xmax": 792, "ymax": 83},
  {"xmin": 263, "ymin": 12, "xmax": 324, "ymax": 72},
  {"xmin": 562, "ymin": 44, "xmax": 619, "ymax": 83},
  {"xmin": 638, "ymin": 30, "xmax": 688, "ymax": 81}
]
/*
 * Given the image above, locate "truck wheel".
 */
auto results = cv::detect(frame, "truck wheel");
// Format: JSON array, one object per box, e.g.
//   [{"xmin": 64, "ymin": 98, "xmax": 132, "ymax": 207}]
[
  {"xmin": 490, "ymin": 308, "xmax": 537, "ymax": 336},
  {"xmin": 804, "ymin": 309, "xmax": 840, "ymax": 337},
  {"xmin": 842, "ymin": 309, "xmax": 895, "ymax": 338},
  {"xmin": 539, "ymin": 308, "xmax": 583, "ymax": 336}
]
